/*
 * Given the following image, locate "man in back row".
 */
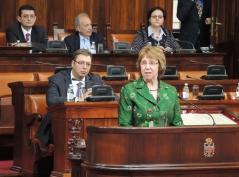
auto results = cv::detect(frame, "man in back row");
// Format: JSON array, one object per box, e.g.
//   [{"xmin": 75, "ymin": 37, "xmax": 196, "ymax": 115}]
[
  {"xmin": 64, "ymin": 13, "xmax": 107, "ymax": 53},
  {"xmin": 6, "ymin": 4, "xmax": 48, "ymax": 53}
]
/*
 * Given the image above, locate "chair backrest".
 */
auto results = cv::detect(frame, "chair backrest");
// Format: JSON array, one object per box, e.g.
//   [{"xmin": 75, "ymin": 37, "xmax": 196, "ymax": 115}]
[
  {"xmin": 0, "ymin": 73, "xmax": 35, "ymax": 96},
  {"xmin": 37, "ymin": 72, "xmax": 54, "ymax": 81},
  {"xmin": 24, "ymin": 94, "xmax": 47, "ymax": 115},
  {"xmin": 0, "ymin": 32, "xmax": 7, "ymax": 46},
  {"xmin": 111, "ymin": 33, "xmax": 136, "ymax": 44},
  {"xmin": 58, "ymin": 33, "xmax": 71, "ymax": 41}
]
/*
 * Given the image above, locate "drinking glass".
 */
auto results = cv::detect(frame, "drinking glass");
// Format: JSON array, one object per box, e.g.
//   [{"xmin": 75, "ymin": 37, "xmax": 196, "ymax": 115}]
[
  {"xmin": 97, "ymin": 43, "xmax": 103, "ymax": 53},
  {"xmin": 192, "ymin": 85, "xmax": 199, "ymax": 100},
  {"xmin": 158, "ymin": 111, "xmax": 168, "ymax": 127},
  {"xmin": 76, "ymin": 87, "xmax": 86, "ymax": 102}
]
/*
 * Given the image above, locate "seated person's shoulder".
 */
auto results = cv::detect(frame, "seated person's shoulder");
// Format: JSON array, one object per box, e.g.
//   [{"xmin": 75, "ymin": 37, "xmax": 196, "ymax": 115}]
[
  {"xmin": 33, "ymin": 24, "xmax": 46, "ymax": 31},
  {"xmin": 64, "ymin": 33, "xmax": 75, "ymax": 41},
  {"xmin": 91, "ymin": 31, "xmax": 103, "ymax": 38},
  {"xmin": 6, "ymin": 23, "xmax": 19, "ymax": 31},
  {"xmin": 49, "ymin": 70, "xmax": 69, "ymax": 82}
]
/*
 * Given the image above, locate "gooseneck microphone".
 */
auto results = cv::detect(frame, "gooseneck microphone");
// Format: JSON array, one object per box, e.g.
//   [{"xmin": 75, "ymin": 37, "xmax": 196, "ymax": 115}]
[
  {"xmin": 174, "ymin": 39, "xmax": 196, "ymax": 53},
  {"xmin": 178, "ymin": 96, "xmax": 216, "ymax": 126},
  {"xmin": 72, "ymin": 78, "xmax": 104, "ymax": 85},
  {"xmin": 186, "ymin": 75, "xmax": 221, "ymax": 85},
  {"xmin": 189, "ymin": 60, "xmax": 212, "ymax": 65},
  {"xmin": 35, "ymin": 61, "xmax": 68, "ymax": 67},
  {"xmin": 35, "ymin": 61, "xmax": 108, "ymax": 67}
]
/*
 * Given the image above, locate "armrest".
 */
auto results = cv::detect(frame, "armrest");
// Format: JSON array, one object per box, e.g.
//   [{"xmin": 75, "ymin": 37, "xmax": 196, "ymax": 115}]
[{"xmin": 25, "ymin": 113, "xmax": 43, "ymax": 146}]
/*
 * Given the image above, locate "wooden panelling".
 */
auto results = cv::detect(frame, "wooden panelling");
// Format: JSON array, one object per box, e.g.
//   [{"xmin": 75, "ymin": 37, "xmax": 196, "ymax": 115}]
[
  {"xmin": 0, "ymin": 0, "xmax": 17, "ymax": 31},
  {"xmin": 64, "ymin": 0, "xmax": 109, "ymax": 35},
  {"xmin": 16, "ymin": 0, "xmax": 48, "ymax": 28}
]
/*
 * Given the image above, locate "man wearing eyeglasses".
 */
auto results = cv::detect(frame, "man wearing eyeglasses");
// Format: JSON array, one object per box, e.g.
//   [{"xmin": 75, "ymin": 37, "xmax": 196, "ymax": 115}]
[
  {"xmin": 6, "ymin": 4, "xmax": 48, "ymax": 52},
  {"xmin": 64, "ymin": 13, "xmax": 107, "ymax": 53},
  {"xmin": 35, "ymin": 49, "xmax": 118, "ymax": 159}
]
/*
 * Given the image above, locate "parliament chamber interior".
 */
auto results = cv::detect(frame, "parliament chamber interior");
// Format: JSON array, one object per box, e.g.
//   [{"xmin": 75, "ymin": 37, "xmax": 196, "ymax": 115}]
[{"xmin": 1, "ymin": 0, "xmax": 239, "ymax": 177}]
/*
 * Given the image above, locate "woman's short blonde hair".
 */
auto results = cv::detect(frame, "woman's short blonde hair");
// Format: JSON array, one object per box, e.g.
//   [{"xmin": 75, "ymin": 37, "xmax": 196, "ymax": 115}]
[{"xmin": 136, "ymin": 46, "xmax": 166, "ymax": 78}]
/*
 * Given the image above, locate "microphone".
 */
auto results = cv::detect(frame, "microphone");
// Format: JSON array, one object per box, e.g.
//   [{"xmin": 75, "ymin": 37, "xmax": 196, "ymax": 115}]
[
  {"xmin": 189, "ymin": 60, "xmax": 228, "ymax": 80},
  {"xmin": 185, "ymin": 75, "xmax": 221, "ymax": 85},
  {"xmin": 71, "ymin": 78, "xmax": 117, "ymax": 102},
  {"xmin": 189, "ymin": 60, "xmax": 212, "ymax": 65},
  {"xmin": 36, "ymin": 61, "xmax": 128, "ymax": 81},
  {"xmin": 174, "ymin": 39, "xmax": 196, "ymax": 53},
  {"xmin": 71, "ymin": 78, "xmax": 104, "ymax": 85},
  {"xmin": 35, "ymin": 61, "xmax": 68, "ymax": 67},
  {"xmin": 35, "ymin": 60, "xmax": 108, "ymax": 67},
  {"xmin": 178, "ymin": 96, "xmax": 216, "ymax": 126}
]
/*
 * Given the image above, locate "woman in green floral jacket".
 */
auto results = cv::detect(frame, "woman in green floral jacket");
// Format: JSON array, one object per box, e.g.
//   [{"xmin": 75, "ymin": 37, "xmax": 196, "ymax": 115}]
[{"xmin": 118, "ymin": 45, "xmax": 184, "ymax": 127}]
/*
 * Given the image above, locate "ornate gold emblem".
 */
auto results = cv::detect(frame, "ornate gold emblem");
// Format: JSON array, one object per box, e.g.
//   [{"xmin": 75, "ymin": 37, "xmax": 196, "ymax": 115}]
[{"xmin": 204, "ymin": 138, "xmax": 215, "ymax": 157}]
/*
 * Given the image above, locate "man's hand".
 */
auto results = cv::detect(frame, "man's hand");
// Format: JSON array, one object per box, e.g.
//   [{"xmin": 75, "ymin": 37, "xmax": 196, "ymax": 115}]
[{"xmin": 205, "ymin": 18, "xmax": 211, "ymax": 25}]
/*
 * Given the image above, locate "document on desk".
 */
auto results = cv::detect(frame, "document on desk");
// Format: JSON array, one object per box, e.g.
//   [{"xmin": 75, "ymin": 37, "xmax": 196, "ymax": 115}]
[{"xmin": 181, "ymin": 113, "xmax": 237, "ymax": 125}]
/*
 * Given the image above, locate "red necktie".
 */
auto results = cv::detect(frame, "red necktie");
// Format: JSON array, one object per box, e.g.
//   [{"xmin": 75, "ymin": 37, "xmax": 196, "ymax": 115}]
[{"xmin": 26, "ymin": 33, "xmax": 30, "ymax": 42}]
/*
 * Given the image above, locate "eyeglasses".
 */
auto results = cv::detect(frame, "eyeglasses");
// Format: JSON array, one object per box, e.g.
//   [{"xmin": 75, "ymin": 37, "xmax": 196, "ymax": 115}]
[
  {"xmin": 151, "ymin": 15, "xmax": 164, "ymax": 19},
  {"xmin": 21, "ymin": 15, "xmax": 36, "ymax": 19},
  {"xmin": 74, "ymin": 60, "xmax": 91, "ymax": 67},
  {"xmin": 140, "ymin": 61, "xmax": 159, "ymax": 67}
]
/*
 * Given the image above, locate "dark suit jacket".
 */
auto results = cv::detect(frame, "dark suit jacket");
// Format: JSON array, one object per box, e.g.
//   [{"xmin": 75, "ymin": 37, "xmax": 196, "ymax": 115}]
[
  {"xmin": 64, "ymin": 31, "xmax": 107, "ymax": 53},
  {"xmin": 177, "ymin": 0, "xmax": 211, "ymax": 49},
  {"xmin": 5, "ymin": 23, "xmax": 48, "ymax": 52},
  {"xmin": 36, "ymin": 69, "xmax": 118, "ymax": 146}
]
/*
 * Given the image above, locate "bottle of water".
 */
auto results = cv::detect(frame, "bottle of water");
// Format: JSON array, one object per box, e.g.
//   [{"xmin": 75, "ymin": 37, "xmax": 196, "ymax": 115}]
[
  {"xmin": 182, "ymin": 83, "xmax": 189, "ymax": 100},
  {"xmin": 145, "ymin": 108, "xmax": 153, "ymax": 127},
  {"xmin": 67, "ymin": 84, "xmax": 74, "ymax": 102},
  {"xmin": 90, "ymin": 42, "xmax": 96, "ymax": 54},
  {"xmin": 16, "ymin": 40, "xmax": 20, "ymax": 47},
  {"xmin": 236, "ymin": 83, "xmax": 239, "ymax": 99}
]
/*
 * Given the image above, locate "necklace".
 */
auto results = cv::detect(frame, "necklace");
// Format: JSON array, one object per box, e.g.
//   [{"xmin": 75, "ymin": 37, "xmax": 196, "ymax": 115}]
[{"xmin": 149, "ymin": 89, "xmax": 158, "ymax": 91}]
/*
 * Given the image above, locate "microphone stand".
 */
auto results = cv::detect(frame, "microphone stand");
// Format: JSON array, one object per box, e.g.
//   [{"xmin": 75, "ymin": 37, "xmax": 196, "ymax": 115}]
[
  {"xmin": 178, "ymin": 96, "xmax": 216, "ymax": 126},
  {"xmin": 186, "ymin": 75, "xmax": 221, "ymax": 85},
  {"xmin": 189, "ymin": 60, "xmax": 212, "ymax": 65},
  {"xmin": 35, "ymin": 61, "xmax": 68, "ymax": 67}
]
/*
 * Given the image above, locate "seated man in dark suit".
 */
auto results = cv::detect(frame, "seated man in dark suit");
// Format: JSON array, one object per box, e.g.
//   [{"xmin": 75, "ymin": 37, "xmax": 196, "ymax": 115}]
[
  {"xmin": 64, "ymin": 13, "xmax": 107, "ymax": 53},
  {"xmin": 35, "ymin": 49, "xmax": 118, "ymax": 156},
  {"xmin": 5, "ymin": 4, "xmax": 48, "ymax": 53}
]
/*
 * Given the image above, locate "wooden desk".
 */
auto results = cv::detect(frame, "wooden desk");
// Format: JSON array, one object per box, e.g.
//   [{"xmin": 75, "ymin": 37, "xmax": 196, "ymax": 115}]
[
  {"xmin": 83, "ymin": 106, "xmax": 239, "ymax": 177},
  {"xmin": 0, "ymin": 46, "xmax": 33, "ymax": 54},
  {"xmin": 0, "ymin": 52, "xmax": 226, "ymax": 74},
  {"xmin": 164, "ymin": 79, "xmax": 239, "ymax": 92},
  {"xmin": 48, "ymin": 102, "xmax": 119, "ymax": 177},
  {"xmin": 8, "ymin": 81, "xmax": 48, "ymax": 173},
  {"xmin": 8, "ymin": 81, "xmax": 239, "ymax": 177}
]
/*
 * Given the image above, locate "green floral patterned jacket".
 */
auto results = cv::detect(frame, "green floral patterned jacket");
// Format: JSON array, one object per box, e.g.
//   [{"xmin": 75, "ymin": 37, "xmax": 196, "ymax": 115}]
[{"xmin": 118, "ymin": 76, "xmax": 184, "ymax": 127}]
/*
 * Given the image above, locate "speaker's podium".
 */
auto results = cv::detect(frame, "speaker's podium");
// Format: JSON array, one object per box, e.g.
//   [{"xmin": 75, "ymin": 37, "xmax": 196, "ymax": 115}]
[
  {"xmin": 82, "ymin": 105, "xmax": 239, "ymax": 177},
  {"xmin": 48, "ymin": 101, "xmax": 118, "ymax": 177}
]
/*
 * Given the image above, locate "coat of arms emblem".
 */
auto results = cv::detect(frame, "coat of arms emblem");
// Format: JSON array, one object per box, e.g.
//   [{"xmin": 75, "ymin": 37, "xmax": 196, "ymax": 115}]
[{"xmin": 204, "ymin": 138, "xmax": 215, "ymax": 157}]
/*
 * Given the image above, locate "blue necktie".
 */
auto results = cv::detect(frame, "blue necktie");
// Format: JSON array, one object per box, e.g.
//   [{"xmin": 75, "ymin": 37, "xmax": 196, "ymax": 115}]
[{"xmin": 196, "ymin": 0, "xmax": 203, "ymax": 19}]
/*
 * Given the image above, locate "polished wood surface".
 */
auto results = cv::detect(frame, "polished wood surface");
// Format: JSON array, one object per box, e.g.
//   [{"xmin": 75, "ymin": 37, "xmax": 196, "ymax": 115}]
[
  {"xmin": 83, "ymin": 108, "xmax": 239, "ymax": 177},
  {"xmin": 8, "ymin": 81, "xmax": 239, "ymax": 176},
  {"xmin": 8, "ymin": 81, "xmax": 48, "ymax": 173},
  {"xmin": 0, "ymin": 0, "xmax": 173, "ymax": 37},
  {"xmin": 48, "ymin": 102, "xmax": 119, "ymax": 177},
  {"xmin": 0, "ymin": 1, "xmax": 238, "ymax": 78},
  {"xmin": 0, "ymin": 52, "xmax": 226, "ymax": 74},
  {"xmin": 0, "ymin": 46, "xmax": 33, "ymax": 54}
]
